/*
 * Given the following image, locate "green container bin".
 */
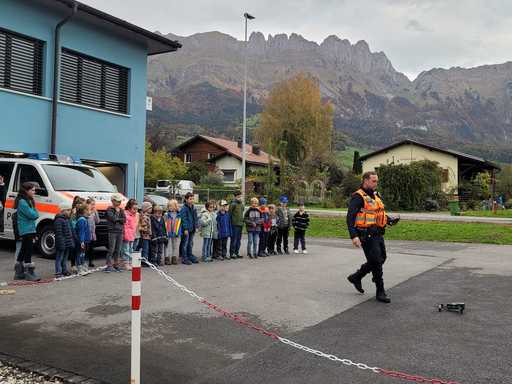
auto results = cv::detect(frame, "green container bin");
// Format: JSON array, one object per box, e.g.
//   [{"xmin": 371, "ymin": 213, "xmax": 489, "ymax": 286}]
[{"xmin": 449, "ymin": 200, "xmax": 459, "ymax": 216}]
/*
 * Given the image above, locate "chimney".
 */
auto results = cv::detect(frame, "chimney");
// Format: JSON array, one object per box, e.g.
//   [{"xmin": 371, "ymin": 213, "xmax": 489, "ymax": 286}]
[
  {"xmin": 238, "ymin": 137, "xmax": 242, "ymax": 149},
  {"xmin": 252, "ymin": 142, "xmax": 260, "ymax": 156}
]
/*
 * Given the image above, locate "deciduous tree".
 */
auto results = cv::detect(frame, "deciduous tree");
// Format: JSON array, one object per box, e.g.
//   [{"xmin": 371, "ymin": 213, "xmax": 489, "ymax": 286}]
[
  {"xmin": 256, "ymin": 73, "xmax": 333, "ymax": 166},
  {"xmin": 144, "ymin": 141, "xmax": 187, "ymax": 188}
]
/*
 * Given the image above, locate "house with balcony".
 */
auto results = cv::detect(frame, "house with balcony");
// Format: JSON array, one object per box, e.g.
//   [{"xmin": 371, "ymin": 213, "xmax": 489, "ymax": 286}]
[{"xmin": 172, "ymin": 135, "xmax": 279, "ymax": 186}]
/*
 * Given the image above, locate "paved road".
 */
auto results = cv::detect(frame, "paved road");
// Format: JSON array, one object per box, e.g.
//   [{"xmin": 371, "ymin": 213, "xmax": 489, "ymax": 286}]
[
  {"xmin": 304, "ymin": 209, "xmax": 512, "ymax": 224},
  {"xmin": 0, "ymin": 237, "xmax": 511, "ymax": 384}
]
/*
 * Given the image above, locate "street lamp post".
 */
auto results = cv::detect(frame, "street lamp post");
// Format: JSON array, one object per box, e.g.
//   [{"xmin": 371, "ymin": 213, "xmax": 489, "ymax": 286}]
[{"xmin": 242, "ymin": 12, "xmax": 255, "ymax": 205}]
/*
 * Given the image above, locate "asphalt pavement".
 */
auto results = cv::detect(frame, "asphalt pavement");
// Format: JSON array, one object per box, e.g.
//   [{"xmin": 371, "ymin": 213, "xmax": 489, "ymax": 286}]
[{"xmin": 0, "ymin": 236, "xmax": 511, "ymax": 384}]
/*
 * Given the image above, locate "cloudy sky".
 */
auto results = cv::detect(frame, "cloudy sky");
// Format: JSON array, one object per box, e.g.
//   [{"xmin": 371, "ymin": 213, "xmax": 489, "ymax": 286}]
[{"xmin": 81, "ymin": 0, "xmax": 512, "ymax": 80}]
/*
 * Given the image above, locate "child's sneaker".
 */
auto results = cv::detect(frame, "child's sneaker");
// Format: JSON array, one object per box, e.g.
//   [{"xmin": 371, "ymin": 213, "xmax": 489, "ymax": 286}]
[
  {"xmin": 104, "ymin": 266, "xmax": 111, "ymax": 273},
  {"xmin": 247, "ymin": 253, "xmax": 253, "ymax": 259},
  {"xmin": 303, "ymin": 250, "xmax": 308, "ymax": 254},
  {"xmin": 71, "ymin": 265, "xmax": 78, "ymax": 273},
  {"xmin": 230, "ymin": 254, "xmax": 237, "ymax": 259},
  {"xmin": 62, "ymin": 269, "xmax": 71, "ymax": 276},
  {"xmin": 189, "ymin": 255, "xmax": 199, "ymax": 263},
  {"xmin": 284, "ymin": 249, "xmax": 290, "ymax": 254},
  {"xmin": 113, "ymin": 265, "xmax": 122, "ymax": 272},
  {"xmin": 218, "ymin": 255, "xmax": 224, "ymax": 261},
  {"xmin": 237, "ymin": 254, "xmax": 243, "ymax": 259},
  {"xmin": 157, "ymin": 260, "xmax": 164, "ymax": 266},
  {"xmin": 277, "ymin": 250, "xmax": 283, "ymax": 255},
  {"xmin": 55, "ymin": 272, "xmax": 62, "ymax": 279},
  {"xmin": 205, "ymin": 256, "xmax": 213, "ymax": 262},
  {"xmin": 257, "ymin": 252, "xmax": 266, "ymax": 257},
  {"xmin": 293, "ymin": 249, "xmax": 299, "ymax": 254},
  {"xmin": 182, "ymin": 257, "xmax": 192, "ymax": 265}
]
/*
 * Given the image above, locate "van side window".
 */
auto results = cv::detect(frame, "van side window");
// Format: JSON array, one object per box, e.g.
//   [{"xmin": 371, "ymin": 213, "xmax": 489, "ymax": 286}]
[
  {"xmin": 0, "ymin": 162, "xmax": 15, "ymax": 192},
  {"xmin": 15, "ymin": 165, "xmax": 46, "ymax": 192}
]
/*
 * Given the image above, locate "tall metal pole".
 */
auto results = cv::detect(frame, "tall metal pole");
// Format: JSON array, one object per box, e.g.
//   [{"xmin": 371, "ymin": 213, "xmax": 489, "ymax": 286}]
[{"xmin": 242, "ymin": 13, "xmax": 255, "ymax": 205}]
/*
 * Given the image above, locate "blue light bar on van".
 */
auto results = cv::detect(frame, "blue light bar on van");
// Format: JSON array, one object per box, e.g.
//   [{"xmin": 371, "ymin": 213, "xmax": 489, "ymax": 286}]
[
  {"xmin": 28, "ymin": 153, "xmax": 50, "ymax": 160},
  {"xmin": 28, "ymin": 153, "xmax": 82, "ymax": 164}
]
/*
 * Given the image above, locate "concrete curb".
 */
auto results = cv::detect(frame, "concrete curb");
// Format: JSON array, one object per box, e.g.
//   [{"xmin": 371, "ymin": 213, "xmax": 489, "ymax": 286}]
[{"xmin": 0, "ymin": 352, "xmax": 104, "ymax": 384}]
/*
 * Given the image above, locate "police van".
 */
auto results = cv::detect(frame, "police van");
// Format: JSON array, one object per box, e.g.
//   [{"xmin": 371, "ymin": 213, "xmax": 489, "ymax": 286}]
[{"xmin": 0, "ymin": 153, "xmax": 126, "ymax": 258}]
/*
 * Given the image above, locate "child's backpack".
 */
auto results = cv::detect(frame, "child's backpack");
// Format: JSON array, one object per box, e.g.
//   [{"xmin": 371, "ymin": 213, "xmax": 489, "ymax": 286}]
[
  {"xmin": 167, "ymin": 216, "xmax": 182, "ymax": 237},
  {"xmin": 72, "ymin": 216, "xmax": 87, "ymax": 242}
]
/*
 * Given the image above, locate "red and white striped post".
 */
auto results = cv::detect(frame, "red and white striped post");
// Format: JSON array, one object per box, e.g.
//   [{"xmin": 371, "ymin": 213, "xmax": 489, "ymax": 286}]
[{"xmin": 131, "ymin": 253, "xmax": 141, "ymax": 383}]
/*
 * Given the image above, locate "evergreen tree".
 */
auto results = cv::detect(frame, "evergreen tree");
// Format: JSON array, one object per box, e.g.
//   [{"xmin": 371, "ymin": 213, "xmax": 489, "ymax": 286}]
[{"xmin": 352, "ymin": 151, "xmax": 362, "ymax": 174}]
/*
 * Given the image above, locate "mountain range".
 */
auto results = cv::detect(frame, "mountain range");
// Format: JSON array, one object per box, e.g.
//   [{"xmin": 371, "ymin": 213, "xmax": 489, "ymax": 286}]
[{"xmin": 147, "ymin": 31, "xmax": 512, "ymax": 163}]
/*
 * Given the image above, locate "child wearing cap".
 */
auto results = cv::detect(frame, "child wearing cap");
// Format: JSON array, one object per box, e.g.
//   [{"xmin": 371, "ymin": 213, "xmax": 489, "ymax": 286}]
[
  {"xmin": 105, "ymin": 193, "xmax": 126, "ymax": 273},
  {"xmin": 258, "ymin": 198, "xmax": 271, "ymax": 257},
  {"xmin": 215, "ymin": 200, "xmax": 231, "ymax": 260},
  {"xmin": 276, "ymin": 196, "xmax": 293, "ymax": 254},
  {"xmin": 53, "ymin": 202, "xmax": 74, "ymax": 278},
  {"xmin": 292, "ymin": 202, "xmax": 310, "ymax": 254},
  {"xmin": 139, "ymin": 201, "xmax": 152, "ymax": 265}
]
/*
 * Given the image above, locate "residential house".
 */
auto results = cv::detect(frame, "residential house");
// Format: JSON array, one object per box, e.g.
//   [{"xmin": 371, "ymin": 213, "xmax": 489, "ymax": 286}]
[
  {"xmin": 358, "ymin": 139, "xmax": 500, "ymax": 199},
  {"xmin": 172, "ymin": 135, "xmax": 279, "ymax": 186}
]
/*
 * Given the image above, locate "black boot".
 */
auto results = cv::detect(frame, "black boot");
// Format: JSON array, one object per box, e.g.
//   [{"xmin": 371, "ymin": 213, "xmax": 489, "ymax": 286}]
[
  {"xmin": 14, "ymin": 262, "xmax": 25, "ymax": 280},
  {"xmin": 347, "ymin": 270, "xmax": 365, "ymax": 293},
  {"xmin": 376, "ymin": 282, "xmax": 390, "ymax": 303}
]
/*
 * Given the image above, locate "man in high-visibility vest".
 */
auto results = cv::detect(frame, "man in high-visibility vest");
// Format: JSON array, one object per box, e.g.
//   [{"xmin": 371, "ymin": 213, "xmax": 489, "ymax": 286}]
[{"xmin": 346, "ymin": 171, "xmax": 398, "ymax": 303}]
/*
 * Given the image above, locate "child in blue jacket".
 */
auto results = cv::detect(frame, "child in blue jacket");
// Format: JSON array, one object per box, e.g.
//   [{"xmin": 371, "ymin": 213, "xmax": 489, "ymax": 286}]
[
  {"xmin": 75, "ymin": 204, "xmax": 92, "ymax": 275},
  {"xmin": 180, "ymin": 192, "xmax": 199, "ymax": 265},
  {"xmin": 215, "ymin": 200, "xmax": 232, "ymax": 260},
  {"xmin": 54, "ymin": 202, "xmax": 74, "ymax": 278}
]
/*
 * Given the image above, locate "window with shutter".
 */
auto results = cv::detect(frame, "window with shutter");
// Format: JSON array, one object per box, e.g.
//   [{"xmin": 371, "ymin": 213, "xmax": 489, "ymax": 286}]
[
  {"xmin": 60, "ymin": 48, "xmax": 129, "ymax": 114},
  {"xmin": 0, "ymin": 28, "xmax": 44, "ymax": 96}
]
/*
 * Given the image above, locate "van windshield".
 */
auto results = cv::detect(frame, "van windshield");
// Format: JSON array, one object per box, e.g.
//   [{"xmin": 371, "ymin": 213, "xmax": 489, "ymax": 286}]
[
  {"xmin": 157, "ymin": 180, "xmax": 171, "ymax": 187},
  {"xmin": 42, "ymin": 165, "xmax": 117, "ymax": 192}
]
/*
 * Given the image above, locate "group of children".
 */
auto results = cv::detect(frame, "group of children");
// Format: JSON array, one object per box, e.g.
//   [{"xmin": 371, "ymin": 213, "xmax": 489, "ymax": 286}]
[
  {"xmin": 48, "ymin": 189, "xmax": 310, "ymax": 278},
  {"xmin": 193, "ymin": 190, "xmax": 311, "ymax": 260}
]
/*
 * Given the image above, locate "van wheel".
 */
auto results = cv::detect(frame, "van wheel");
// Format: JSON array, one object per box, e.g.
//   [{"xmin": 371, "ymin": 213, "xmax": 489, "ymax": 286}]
[{"xmin": 37, "ymin": 224, "xmax": 56, "ymax": 259}]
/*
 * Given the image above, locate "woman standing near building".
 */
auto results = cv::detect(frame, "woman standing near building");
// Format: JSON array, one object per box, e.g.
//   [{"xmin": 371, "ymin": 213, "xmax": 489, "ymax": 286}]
[{"xmin": 14, "ymin": 182, "xmax": 40, "ymax": 281}]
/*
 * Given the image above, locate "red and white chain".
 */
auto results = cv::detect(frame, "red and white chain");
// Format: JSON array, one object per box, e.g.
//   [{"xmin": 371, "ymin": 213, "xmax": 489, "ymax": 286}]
[
  {"xmin": 0, "ymin": 259, "xmax": 126, "ymax": 287},
  {"xmin": 141, "ymin": 259, "xmax": 461, "ymax": 383}
]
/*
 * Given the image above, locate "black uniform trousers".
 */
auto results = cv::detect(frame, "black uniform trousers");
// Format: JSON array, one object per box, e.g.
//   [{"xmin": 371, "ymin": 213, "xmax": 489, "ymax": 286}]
[{"xmin": 359, "ymin": 232, "xmax": 387, "ymax": 285}]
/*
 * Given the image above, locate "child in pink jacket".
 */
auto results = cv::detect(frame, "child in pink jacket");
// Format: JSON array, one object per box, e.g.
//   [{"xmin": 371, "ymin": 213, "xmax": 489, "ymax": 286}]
[{"xmin": 122, "ymin": 199, "xmax": 139, "ymax": 270}]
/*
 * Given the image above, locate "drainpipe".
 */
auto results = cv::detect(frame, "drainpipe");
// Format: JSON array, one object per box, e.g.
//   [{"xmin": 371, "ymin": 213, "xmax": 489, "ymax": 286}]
[{"xmin": 51, "ymin": 1, "xmax": 78, "ymax": 154}]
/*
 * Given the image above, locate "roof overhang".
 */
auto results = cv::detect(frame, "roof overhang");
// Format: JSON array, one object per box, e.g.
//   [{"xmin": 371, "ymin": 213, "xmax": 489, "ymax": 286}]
[
  {"xmin": 359, "ymin": 139, "xmax": 500, "ymax": 171},
  {"xmin": 32, "ymin": 0, "xmax": 182, "ymax": 55}
]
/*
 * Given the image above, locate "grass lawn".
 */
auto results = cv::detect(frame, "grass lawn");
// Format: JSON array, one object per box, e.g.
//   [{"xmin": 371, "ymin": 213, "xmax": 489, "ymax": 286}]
[
  {"xmin": 461, "ymin": 210, "xmax": 512, "ymax": 218},
  {"xmin": 305, "ymin": 216, "xmax": 512, "ymax": 245}
]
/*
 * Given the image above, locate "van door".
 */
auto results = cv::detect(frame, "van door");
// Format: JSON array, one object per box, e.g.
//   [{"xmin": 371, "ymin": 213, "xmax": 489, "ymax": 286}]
[{"xmin": 0, "ymin": 162, "xmax": 16, "ymax": 237}]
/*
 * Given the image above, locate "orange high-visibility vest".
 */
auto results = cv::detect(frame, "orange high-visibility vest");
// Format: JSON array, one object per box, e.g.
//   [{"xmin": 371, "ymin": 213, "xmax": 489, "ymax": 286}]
[{"xmin": 354, "ymin": 189, "xmax": 387, "ymax": 227}]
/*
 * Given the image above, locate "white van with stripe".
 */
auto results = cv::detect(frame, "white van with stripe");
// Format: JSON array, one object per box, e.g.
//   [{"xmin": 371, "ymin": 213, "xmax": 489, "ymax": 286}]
[{"xmin": 0, "ymin": 153, "xmax": 126, "ymax": 258}]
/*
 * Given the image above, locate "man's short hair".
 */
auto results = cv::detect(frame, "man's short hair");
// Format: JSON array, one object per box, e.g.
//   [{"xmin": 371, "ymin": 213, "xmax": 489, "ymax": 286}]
[{"xmin": 362, "ymin": 171, "xmax": 377, "ymax": 181}]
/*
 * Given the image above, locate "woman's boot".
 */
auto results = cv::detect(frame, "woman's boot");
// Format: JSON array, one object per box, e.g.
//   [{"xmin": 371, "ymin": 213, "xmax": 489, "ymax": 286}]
[
  {"xmin": 24, "ymin": 262, "xmax": 41, "ymax": 282},
  {"xmin": 14, "ymin": 262, "xmax": 25, "ymax": 280}
]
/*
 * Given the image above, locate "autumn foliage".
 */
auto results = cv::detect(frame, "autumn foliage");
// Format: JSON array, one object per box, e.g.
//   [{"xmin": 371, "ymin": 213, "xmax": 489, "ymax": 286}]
[{"xmin": 256, "ymin": 73, "xmax": 334, "ymax": 166}]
